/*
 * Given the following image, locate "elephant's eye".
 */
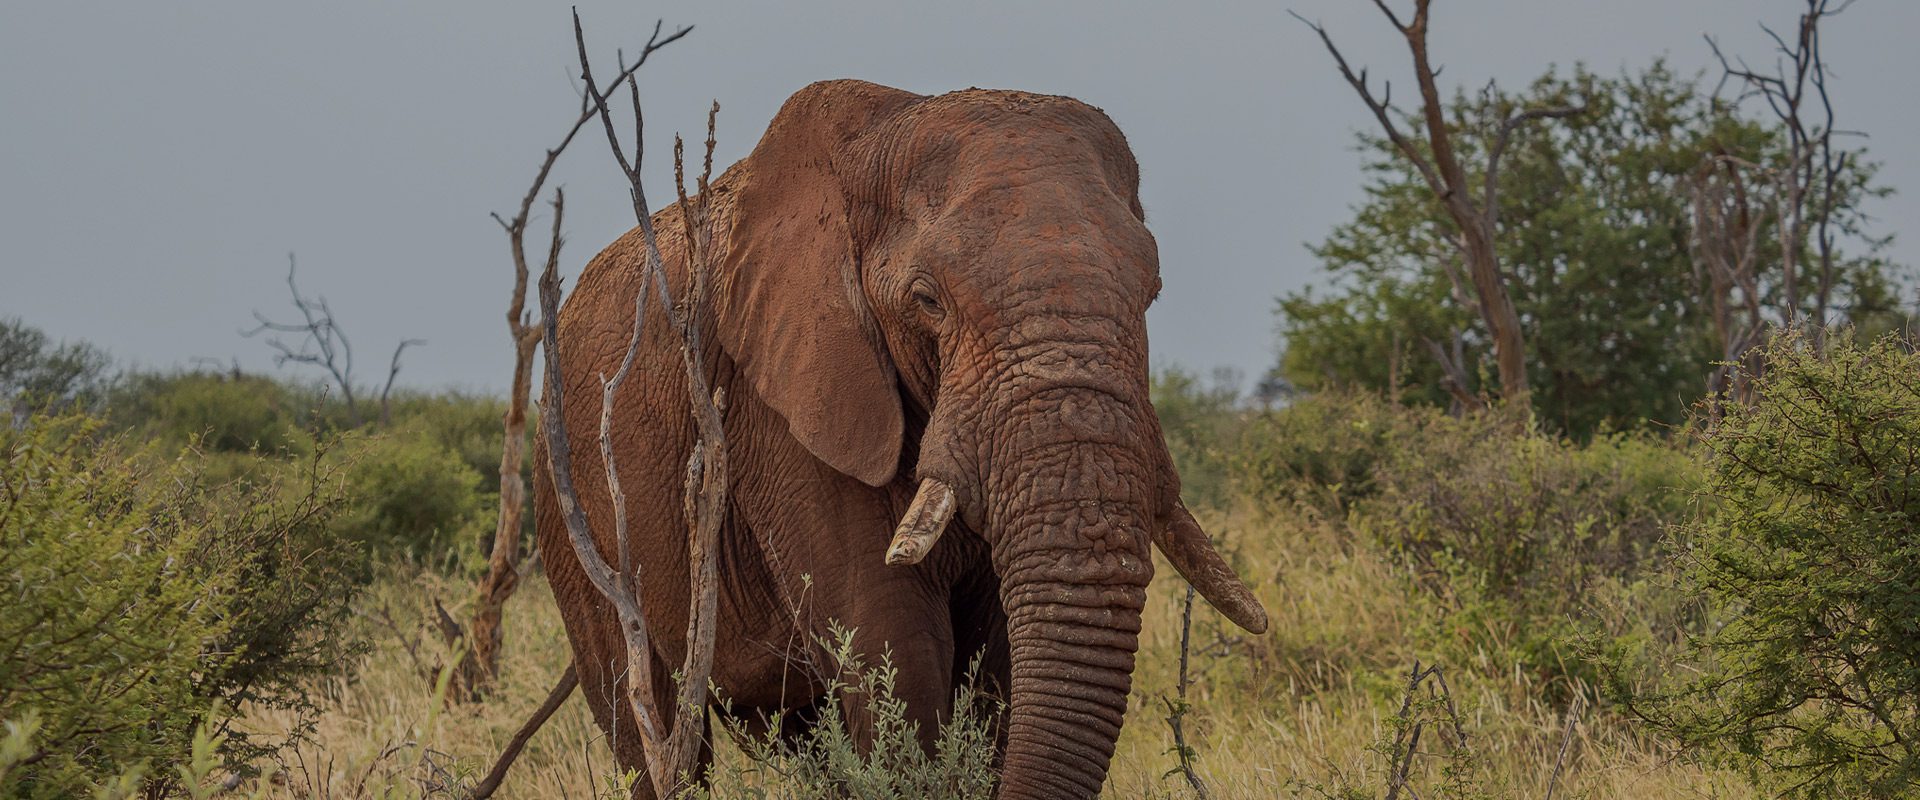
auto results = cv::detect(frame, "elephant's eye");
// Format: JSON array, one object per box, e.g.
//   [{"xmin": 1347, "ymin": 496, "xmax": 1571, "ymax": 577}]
[{"xmin": 909, "ymin": 279, "xmax": 945, "ymax": 319}]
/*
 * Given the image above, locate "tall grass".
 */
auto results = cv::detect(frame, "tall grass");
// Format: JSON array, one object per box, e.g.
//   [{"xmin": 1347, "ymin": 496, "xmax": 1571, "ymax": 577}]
[{"xmin": 228, "ymin": 500, "xmax": 1745, "ymax": 798}]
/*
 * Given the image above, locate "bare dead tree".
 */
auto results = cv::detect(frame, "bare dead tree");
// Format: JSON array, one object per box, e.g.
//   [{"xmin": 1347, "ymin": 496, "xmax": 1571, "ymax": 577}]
[
  {"xmin": 1707, "ymin": 0, "xmax": 1857, "ymax": 342},
  {"xmin": 1380, "ymin": 659, "xmax": 1476, "ymax": 800},
  {"xmin": 458, "ymin": 13, "xmax": 691, "ymax": 702},
  {"xmin": 1293, "ymin": 1, "xmax": 1584, "ymax": 407},
  {"xmin": 529, "ymin": 10, "xmax": 720, "ymax": 797},
  {"xmin": 459, "ymin": 15, "xmax": 695, "ymax": 798},
  {"xmin": 380, "ymin": 338, "xmax": 427, "ymax": 426},
  {"xmin": 1542, "ymin": 695, "xmax": 1584, "ymax": 800},
  {"xmin": 1689, "ymin": 154, "xmax": 1773, "ymax": 420},
  {"xmin": 243, "ymin": 254, "xmax": 423, "ymax": 427},
  {"xmin": 465, "ymin": 664, "xmax": 580, "ymax": 800}
]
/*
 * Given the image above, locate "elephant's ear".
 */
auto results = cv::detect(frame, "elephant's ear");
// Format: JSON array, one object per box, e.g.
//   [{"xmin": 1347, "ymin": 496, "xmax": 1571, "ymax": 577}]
[{"xmin": 717, "ymin": 81, "xmax": 920, "ymax": 487}]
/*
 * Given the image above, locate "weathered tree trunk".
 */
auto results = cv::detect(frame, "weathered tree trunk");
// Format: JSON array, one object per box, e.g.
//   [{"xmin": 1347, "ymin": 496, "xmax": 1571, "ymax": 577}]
[{"xmin": 467, "ymin": 325, "xmax": 540, "ymax": 691}]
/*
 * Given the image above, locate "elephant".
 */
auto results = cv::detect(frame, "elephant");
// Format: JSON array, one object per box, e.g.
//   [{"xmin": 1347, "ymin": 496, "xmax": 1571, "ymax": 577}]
[{"xmin": 533, "ymin": 78, "xmax": 1269, "ymax": 799}]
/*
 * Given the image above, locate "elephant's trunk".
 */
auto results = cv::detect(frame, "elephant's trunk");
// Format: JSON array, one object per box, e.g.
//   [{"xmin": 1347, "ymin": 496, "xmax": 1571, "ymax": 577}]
[
  {"xmin": 978, "ymin": 381, "xmax": 1157, "ymax": 798},
  {"xmin": 998, "ymin": 578, "xmax": 1146, "ymax": 798}
]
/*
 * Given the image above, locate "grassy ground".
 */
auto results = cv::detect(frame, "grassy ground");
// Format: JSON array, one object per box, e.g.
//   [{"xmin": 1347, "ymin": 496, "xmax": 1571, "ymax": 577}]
[{"xmin": 238, "ymin": 502, "xmax": 1746, "ymax": 798}]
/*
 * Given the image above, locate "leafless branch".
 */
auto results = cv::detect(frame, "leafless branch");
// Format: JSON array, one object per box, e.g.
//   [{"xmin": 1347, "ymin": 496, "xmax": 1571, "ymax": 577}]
[
  {"xmin": 462, "ymin": 13, "xmax": 693, "ymax": 792},
  {"xmin": 536, "ymin": 11, "xmax": 716, "ymax": 798},
  {"xmin": 1289, "ymin": 10, "xmax": 1445, "ymax": 200},
  {"xmin": 1543, "ymin": 695, "xmax": 1584, "ymax": 800},
  {"xmin": 1162, "ymin": 585, "xmax": 1212, "ymax": 799},
  {"xmin": 463, "ymin": 665, "xmax": 580, "ymax": 800},
  {"xmin": 244, "ymin": 254, "xmax": 423, "ymax": 427},
  {"xmin": 1705, "ymin": 0, "xmax": 1858, "ymax": 337},
  {"xmin": 378, "ymin": 338, "xmax": 425, "ymax": 426},
  {"xmin": 1484, "ymin": 102, "xmax": 1585, "ymax": 230}
]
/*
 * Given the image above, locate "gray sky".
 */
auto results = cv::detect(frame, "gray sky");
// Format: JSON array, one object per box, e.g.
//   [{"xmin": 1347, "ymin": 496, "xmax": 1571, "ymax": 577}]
[{"xmin": 3, "ymin": 1, "xmax": 1914, "ymax": 394}]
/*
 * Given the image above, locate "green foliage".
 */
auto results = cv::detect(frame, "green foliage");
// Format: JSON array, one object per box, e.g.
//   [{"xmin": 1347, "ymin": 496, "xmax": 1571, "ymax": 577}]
[
  {"xmin": 110, "ymin": 371, "xmax": 323, "ymax": 455},
  {"xmin": 105, "ymin": 371, "xmax": 504, "ymax": 564},
  {"xmin": 1619, "ymin": 333, "xmax": 1920, "ymax": 797},
  {"xmin": 330, "ymin": 428, "xmax": 492, "ymax": 565},
  {"xmin": 1276, "ymin": 63, "xmax": 1905, "ymax": 437},
  {"xmin": 1152, "ymin": 368, "xmax": 1251, "ymax": 510},
  {"xmin": 708, "ymin": 625, "xmax": 1002, "ymax": 800},
  {"xmin": 0, "ymin": 414, "xmax": 366, "ymax": 798},
  {"xmin": 1224, "ymin": 392, "xmax": 1702, "ymax": 689},
  {"xmin": 1235, "ymin": 390, "xmax": 1425, "ymax": 515},
  {"xmin": 1356, "ymin": 413, "xmax": 1700, "ymax": 689},
  {"xmin": 0, "ymin": 318, "xmax": 113, "ymax": 413}
]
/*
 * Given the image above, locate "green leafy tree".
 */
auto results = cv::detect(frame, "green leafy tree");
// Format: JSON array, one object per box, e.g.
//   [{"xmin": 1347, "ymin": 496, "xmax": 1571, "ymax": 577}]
[
  {"xmin": 1277, "ymin": 64, "xmax": 1902, "ymax": 435},
  {"xmin": 0, "ymin": 318, "xmax": 112, "ymax": 416},
  {"xmin": 1615, "ymin": 333, "xmax": 1920, "ymax": 797}
]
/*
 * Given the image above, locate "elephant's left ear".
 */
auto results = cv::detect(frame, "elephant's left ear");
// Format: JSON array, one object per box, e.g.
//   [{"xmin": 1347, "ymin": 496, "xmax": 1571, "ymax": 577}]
[{"xmin": 714, "ymin": 81, "xmax": 920, "ymax": 487}]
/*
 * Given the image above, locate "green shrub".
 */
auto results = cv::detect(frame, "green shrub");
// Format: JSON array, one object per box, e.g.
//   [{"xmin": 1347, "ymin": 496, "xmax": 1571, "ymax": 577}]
[
  {"xmin": 708, "ymin": 626, "xmax": 1001, "ymax": 800},
  {"xmin": 1234, "ymin": 390, "xmax": 1422, "ymax": 516},
  {"xmin": 330, "ymin": 429, "xmax": 492, "ymax": 566},
  {"xmin": 1355, "ymin": 412, "xmax": 1700, "ymax": 690},
  {"xmin": 1357, "ymin": 416, "xmax": 1695, "ymax": 599},
  {"xmin": 382, "ymin": 390, "xmax": 510, "ymax": 486},
  {"xmin": 1621, "ymin": 334, "xmax": 1920, "ymax": 797},
  {"xmin": 109, "ymin": 371, "xmax": 327, "ymax": 454},
  {"xmin": 1152, "ymin": 368, "xmax": 1251, "ymax": 510},
  {"xmin": 0, "ymin": 414, "xmax": 366, "ymax": 798},
  {"xmin": 0, "ymin": 318, "xmax": 113, "ymax": 413},
  {"xmin": 1226, "ymin": 392, "xmax": 1702, "ymax": 690},
  {"xmin": 108, "ymin": 373, "xmax": 505, "ymax": 565}
]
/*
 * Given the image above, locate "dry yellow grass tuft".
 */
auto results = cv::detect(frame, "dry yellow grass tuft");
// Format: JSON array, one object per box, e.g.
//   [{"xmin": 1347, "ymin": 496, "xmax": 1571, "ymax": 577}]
[{"xmin": 237, "ymin": 502, "xmax": 1747, "ymax": 798}]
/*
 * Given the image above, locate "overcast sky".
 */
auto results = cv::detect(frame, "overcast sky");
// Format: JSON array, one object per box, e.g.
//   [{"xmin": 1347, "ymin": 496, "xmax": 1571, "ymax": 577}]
[{"xmin": 3, "ymin": 1, "xmax": 1915, "ymax": 394}]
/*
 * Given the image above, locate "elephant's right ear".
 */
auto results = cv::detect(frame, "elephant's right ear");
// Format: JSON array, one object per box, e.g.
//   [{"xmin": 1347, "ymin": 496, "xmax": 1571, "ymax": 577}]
[{"xmin": 716, "ymin": 81, "xmax": 920, "ymax": 488}]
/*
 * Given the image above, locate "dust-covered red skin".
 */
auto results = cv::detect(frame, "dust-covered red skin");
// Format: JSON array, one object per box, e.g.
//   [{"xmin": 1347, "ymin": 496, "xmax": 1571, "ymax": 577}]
[{"xmin": 534, "ymin": 79, "xmax": 1263, "ymax": 799}]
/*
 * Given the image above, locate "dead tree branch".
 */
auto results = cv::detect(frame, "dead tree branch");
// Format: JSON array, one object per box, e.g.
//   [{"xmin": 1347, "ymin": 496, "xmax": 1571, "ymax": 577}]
[
  {"xmin": 1690, "ymin": 153, "xmax": 1773, "ymax": 419},
  {"xmin": 1162, "ymin": 585, "xmax": 1212, "ymax": 799},
  {"xmin": 1705, "ymin": 0, "xmax": 1857, "ymax": 339},
  {"xmin": 378, "ymin": 338, "xmax": 426, "ymax": 426},
  {"xmin": 1543, "ymin": 695, "xmax": 1584, "ymax": 800},
  {"xmin": 1294, "ymin": 2, "xmax": 1585, "ymax": 406},
  {"xmin": 458, "ymin": 13, "xmax": 694, "ymax": 794},
  {"xmin": 244, "ymin": 254, "xmax": 429, "ymax": 427},
  {"xmin": 463, "ymin": 12, "xmax": 689, "ymax": 699},
  {"xmin": 535, "ymin": 11, "xmax": 716, "ymax": 798},
  {"xmin": 1381, "ymin": 659, "xmax": 1478, "ymax": 800},
  {"xmin": 463, "ymin": 665, "xmax": 580, "ymax": 800}
]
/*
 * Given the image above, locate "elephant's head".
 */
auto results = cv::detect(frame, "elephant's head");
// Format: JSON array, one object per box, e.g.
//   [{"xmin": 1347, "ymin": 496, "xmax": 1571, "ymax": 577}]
[{"xmin": 715, "ymin": 80, "xmax": 1267, "ymax": 798}]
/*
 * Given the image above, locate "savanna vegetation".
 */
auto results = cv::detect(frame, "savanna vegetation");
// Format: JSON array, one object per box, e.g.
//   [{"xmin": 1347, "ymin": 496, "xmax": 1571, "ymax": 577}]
[{"xmin": 4, "ymin": 1, "xmax": 1918, "ymax": 798}]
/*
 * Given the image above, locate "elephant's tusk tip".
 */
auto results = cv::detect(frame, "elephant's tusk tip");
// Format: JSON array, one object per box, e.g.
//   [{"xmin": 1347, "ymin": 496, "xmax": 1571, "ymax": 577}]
[
  {"xmin": 884, "ymin": 539, "xmax": 926, "ymax": 566},
  {"xmin": 885, "ymin": 478, "xmax": 955, "ymax": 567}
]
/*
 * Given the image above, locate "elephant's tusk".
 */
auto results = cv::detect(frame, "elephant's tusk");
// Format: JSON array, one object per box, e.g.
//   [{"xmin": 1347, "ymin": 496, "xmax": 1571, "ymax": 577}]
[{"xmin": 885, "ymin": 478, "xmax": 955, "ymax": 566}]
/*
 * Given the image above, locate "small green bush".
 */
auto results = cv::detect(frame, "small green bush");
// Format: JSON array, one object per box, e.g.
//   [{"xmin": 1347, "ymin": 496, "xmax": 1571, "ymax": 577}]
[
  {"xmin": 0, "ymin": 414, "xmax": 366, "ymax": 798},
  {"xmin": 708, "ymin": 625, "xmax": 1002, "ymax": 800},
  {"xmin": 1234, "ymin": 390, "xmax": 1421, "ymax": 516},
  {"xmin": 0, "ymin": 318, "xmax": 113, "ymax": 413},
  {"xmin": 331, "ymin": 429, "xmax": 492, "ymax": 566},
  {"xmin": 1622, "ymin": 333, "xmax": 1920, "ymax": 797},
  {"xmin": 1152, "ymin": 368, "xmax": 1251, "ymax": 510},
  {"xmin": 109, "ymin": 371, "xmax": 333, "ymax": 454},
  {"xmin": 1225, "ymin": 392, "xmax": 1702, "ymax": 689}
]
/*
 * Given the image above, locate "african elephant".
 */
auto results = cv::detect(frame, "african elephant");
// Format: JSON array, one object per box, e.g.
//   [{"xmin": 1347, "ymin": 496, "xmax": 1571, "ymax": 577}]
[{"xmin": 533, "ymin": 79, "xmax": 1268, "ymax": 799}]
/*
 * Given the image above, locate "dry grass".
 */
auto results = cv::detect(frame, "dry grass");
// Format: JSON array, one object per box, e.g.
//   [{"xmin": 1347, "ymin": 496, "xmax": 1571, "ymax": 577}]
[
  {"xmin": 1107, "ymin": 504, "xmax": 1747, "ymax": 799},
  {"xmin": 236, "ymin": 568, "xmax": 610, "ymax": 798},
  {"xmin": 235, "ymin": 502, "xmax": 1751, "ymax": 798}
]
